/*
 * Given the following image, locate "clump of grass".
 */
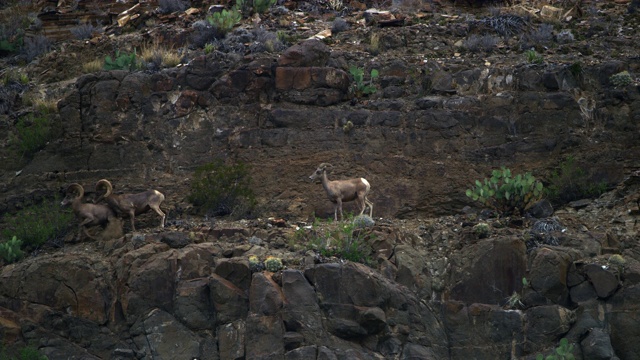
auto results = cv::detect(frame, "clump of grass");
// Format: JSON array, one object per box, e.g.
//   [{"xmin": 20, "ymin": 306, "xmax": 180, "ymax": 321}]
[
  {"xmin": 83, "ymin": 58, "xmax": 104, "ymax": 73},
  {"xmin": 140, "ymin": 41, "xmax": 182, "ymax": 69}
]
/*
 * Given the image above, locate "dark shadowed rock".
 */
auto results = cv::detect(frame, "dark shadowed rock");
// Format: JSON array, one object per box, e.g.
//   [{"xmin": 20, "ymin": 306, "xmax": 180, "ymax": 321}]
[
  {"xmin": 131, "ymin": 309, "xmax": 201, "ymax": 360},
  {"xmin": 174, "ymin": 278, "xmax": 214, "ymax": 330},
  {"xmin": 161, "ymin": 231, "xmax": 191, "ymax": 248},
  {"xmin": 401, "ymin": 343, "xmax": 439, "ymax": 360},
  {"xmin": 529, "ymin": 247, "xmax": 572, "ymax": 305},
  {"xmin": 249, "ymin": 272, "xmax": 284, "ymax": 316},
  {"xmin": 214, "ymin": 258, "xmax": 252, "ymax": 291},
  {"xmin": 581, "ymin": 328, "xmax": 618, "ymax": 360},
  {"xmin": 218, "ymin": 319, "xmax": 245, "ymax": 360},
  {"xmin": 285, "ymin": 344, "xmax": 316, "ymax": 359},
  {"xmin": 585, "ymin": 264, "xmax": 620, "ymax": 298},
  {"xmin": 245, "ymin": 314, "xmax": 285, "ymax": 359},
  {"xmin": 209, "ymin": 273, "xmax": 249, "ymax": 324},
  {"xmin": 278, "ymin": 39, "xmax": 330, "ymax": 67},
  {"xmin": 449, "ymin": 237, "xmax": 527, "ymax": 304},
  {"xmin": 527, "ymin": 199, "xmax": 554, "ymax": 218},
  {"xmin": 524, "ymin": 305, "xmax": 575, "ymax": 353}
]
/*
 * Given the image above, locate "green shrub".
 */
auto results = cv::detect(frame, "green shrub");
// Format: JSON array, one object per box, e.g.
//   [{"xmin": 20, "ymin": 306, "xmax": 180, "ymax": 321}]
[
  {"xmin": 524, "ymin": 49, "xmax": 543, "ymax": 64},
  {"xmin": 188, "ymin": 160, "xmax": 256, "ymax": 217},
  {"xmin": 0, "ymin": 236, "xmax": 24, "ymax": 264},
  {"xmin": 1, "ymin": 198, "xmax": 73, "ymax": 249},
  {"xmin": 0, "ymin": 344, "xmax": 47, "ymax": 360},
  {"xmin": 349, "ymin": 66, "xmax": 379, "ymax": 97},
  {"xmin": 252, "ymin": 0, "xmax": 276, "ymax": 14},
  {"xmin": 104, "ymin": 50, "xmax": 138, "ymax": 71},
  {"xmin": 545, "ymin": 157, "xmax": 608, "ymax": 205},
  {"xmin": 306, "ymin": 216, "xmax": 373, "ymax": 265},
  {"xmin": 14, "ymin": 114, "xmax": 55, "ymax": 157},
  {"xmin": 466, "ymin": 167, "xmax": 544, "ymax": 215},
  {"xmin": 536, "ymin": 338, "xmax": 575, "ymax": 360},
  {"xmin": 609, "ymin": 70, "xmax": 633, "ymax": 87},
  {"xmin": 206, "ymin": 9, "xmax": 241, "ymax": 36}
]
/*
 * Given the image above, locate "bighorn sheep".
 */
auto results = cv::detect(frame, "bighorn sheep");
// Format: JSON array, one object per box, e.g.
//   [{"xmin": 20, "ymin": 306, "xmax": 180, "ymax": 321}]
[
  {"xmin": 309, "ymin": 163, "xmax": 373, "ymax": 221},
  {"xmin": 94, "ymin": 179, "xmax": 165, "ymax": 231},
  {"xmin": 61, "ymin": 183, "xmax": 116, "ymax": 240}
]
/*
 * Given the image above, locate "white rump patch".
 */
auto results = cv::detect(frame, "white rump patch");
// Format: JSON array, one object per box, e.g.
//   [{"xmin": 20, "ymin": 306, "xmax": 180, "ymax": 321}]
[{"xmin": 361, "ymin": 178, "xmax": 371, "ymax": 191}]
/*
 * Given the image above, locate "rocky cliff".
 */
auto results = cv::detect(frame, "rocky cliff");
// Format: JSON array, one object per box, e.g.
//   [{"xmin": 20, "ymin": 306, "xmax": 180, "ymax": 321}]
[{"xmin": 1, "ymin": 0, "xmax": 640, "ymax": 359}]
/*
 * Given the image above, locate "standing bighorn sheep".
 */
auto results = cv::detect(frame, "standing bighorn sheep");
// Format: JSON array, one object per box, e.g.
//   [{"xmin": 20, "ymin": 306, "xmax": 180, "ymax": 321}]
[
  {"xmin": 309, "ymin": 163, "xmax": 373, "ymax": 221},
  {"xmin": 95, "ymin": 179, "xmax": 166, "ymax": 231},
  {"xmin": 61, "ymin": 183, "xmax": 116, "ymax": 240}
]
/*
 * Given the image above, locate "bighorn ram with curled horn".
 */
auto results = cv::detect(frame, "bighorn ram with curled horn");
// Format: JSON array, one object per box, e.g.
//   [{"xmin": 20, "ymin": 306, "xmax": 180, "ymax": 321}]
[
  {"xmin": 95, "ymin": 179, "xmax": 165, "ymax": 231},
  {"xmin": 309, "ymin": 163, "xmax": 373, "ymax": 221},
  {"xmin": 61, "ymin": 183, "xmax": 116, "ymax": 240}
]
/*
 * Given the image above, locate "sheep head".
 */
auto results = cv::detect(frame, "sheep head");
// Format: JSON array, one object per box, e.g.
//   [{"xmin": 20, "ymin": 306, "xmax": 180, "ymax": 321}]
[
  {"xmin": 61, "ymin": 183, "xmax": 84, "ymax": 207},
  {"xmin": 309, "ymin": 163, "xmax": 334, "ymax": 182}
]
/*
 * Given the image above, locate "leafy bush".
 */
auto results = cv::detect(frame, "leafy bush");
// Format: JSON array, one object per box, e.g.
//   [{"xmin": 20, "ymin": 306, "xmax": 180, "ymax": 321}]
[
  {"xmin": 104, "ymin": 50, "xmax": 137, "ymax": 71},
  {"xmin": 545, "ymin": 157, "xmax": 608, "ymax": 205},
  {"xmin": 22, "ymin": 35, "xmax": 51, "ymax": 62},
  {"xmin": 349, "ymin": 66, "xmax": 379, "ymax": 97},
  {"xmin": 0, "ymin": 236, "xmax": 24, "ymax": 264},
  {"xmin": 609, "ymin": 71, "xmax": 633, "ymax": 87},
  {"xmin": 1, "ymin": 198, "xmax": 73, "ymax": 249},
  {"xmin": 14, "ymin": 113, "xmax": 58, "ymax": 157},
  {"xmin": 188, "ymin": 160, "xmax": 256, "ymax": 217},
  {"xmin": 536, "ymin": 338, "xmax": 575, "ymax": 360},
  {"xmin": 206, "ymin": 9, "xmax": 242, "ymax": 37},
  {"xmin": 466, "ymin": 167, "xmax": 544, "ymax": 215}
]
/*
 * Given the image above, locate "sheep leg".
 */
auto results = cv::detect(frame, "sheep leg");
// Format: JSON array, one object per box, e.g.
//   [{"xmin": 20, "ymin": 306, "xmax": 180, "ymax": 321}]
[
  {"xmin": 357, "ymin": 195, "xmax": 366, "ymax": 216},
  {"xmin": 151, "ymin": 205, "xmax": 166, "ymax": 228},
  {"xmin": 335, "ymin": 199, "xmax": 343, "ymax": 222},
  {"xmin": 128, "ymin": 210, "xmax": 137, "ymax": 231},
  {"xmin": 365, "ymin": 198, "xmax": 373, "ymax": 217}
]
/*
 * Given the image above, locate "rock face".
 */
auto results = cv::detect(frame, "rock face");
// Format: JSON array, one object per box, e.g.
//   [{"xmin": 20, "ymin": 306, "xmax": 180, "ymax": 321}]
[
  {"xmin": 1, "ymin": 6, "xmax": 640, "ymax": 358},
  {"xmin": 0, "ymin": 238, "xmax": 448, "ymax": 359}
]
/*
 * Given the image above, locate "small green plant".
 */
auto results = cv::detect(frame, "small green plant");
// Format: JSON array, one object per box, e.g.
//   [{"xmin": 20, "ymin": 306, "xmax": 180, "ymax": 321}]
[
  {"xmin": 204, "ymin": 43, "xmax": 215, "ymax": 54},
  {"xmin": 504, "ymin": 291, "xmax": 524, "ymax": 309},
  {"xmin": 104, "ymin": 50, "xmax": 138, "ymax": 71},
  {"xmin": 188, "ymin": 160, "xmax": 256, "ymax": 217},
  {"xmin": 545, "ymin": 156, "xmax": 608, "ymax": 205},
  {"xmin": 608, "ymin": 254, "xmax": 626, "ymax": 267},
  {"xmin": 466, "ymin": 167, "xmax": 544, "ymax": 215},
  {"xmin": 1, "ymin": 198, "xmax": 73, "ymax": 249},
  {"xmin": 349, "ymin": 66, "xmax": 379, "ymax": 97},
  {"xmin": 206, "ymin": 9, "xmax": 242, "ymax": 36},
  {"xmin": 0, "ymin": 236, "xmax": 24, "ymax": 264},
  {"xmin": 609, "ymin": 71, "xmax": 633, "ymax": 88},
  {"xmin": 314, "ymin": 216, "xmax": 373, "ymax": 265},
  {"xmin": 264, "ymin": 256, "xmax": 283, "ymax": 272},
  {"xmin": 536, "ymin": 338, "xmax": 575, "ymax": 360},
  {"xmin": 524, "ymin": 49, "xmax": 543, "ymax": 64}
]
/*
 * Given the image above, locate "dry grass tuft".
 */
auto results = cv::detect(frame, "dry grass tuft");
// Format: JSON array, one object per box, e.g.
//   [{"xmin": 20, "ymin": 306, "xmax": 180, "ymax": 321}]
[{"xmin": 83, "ymin": 58, "xmax": 104, "ymax": 73}]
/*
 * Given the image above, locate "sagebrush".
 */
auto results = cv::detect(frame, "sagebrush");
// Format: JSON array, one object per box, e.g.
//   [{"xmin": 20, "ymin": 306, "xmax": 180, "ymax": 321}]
[{"xmin": 188, "ymin": 160, "xmax": 256, "ymax": 217}]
